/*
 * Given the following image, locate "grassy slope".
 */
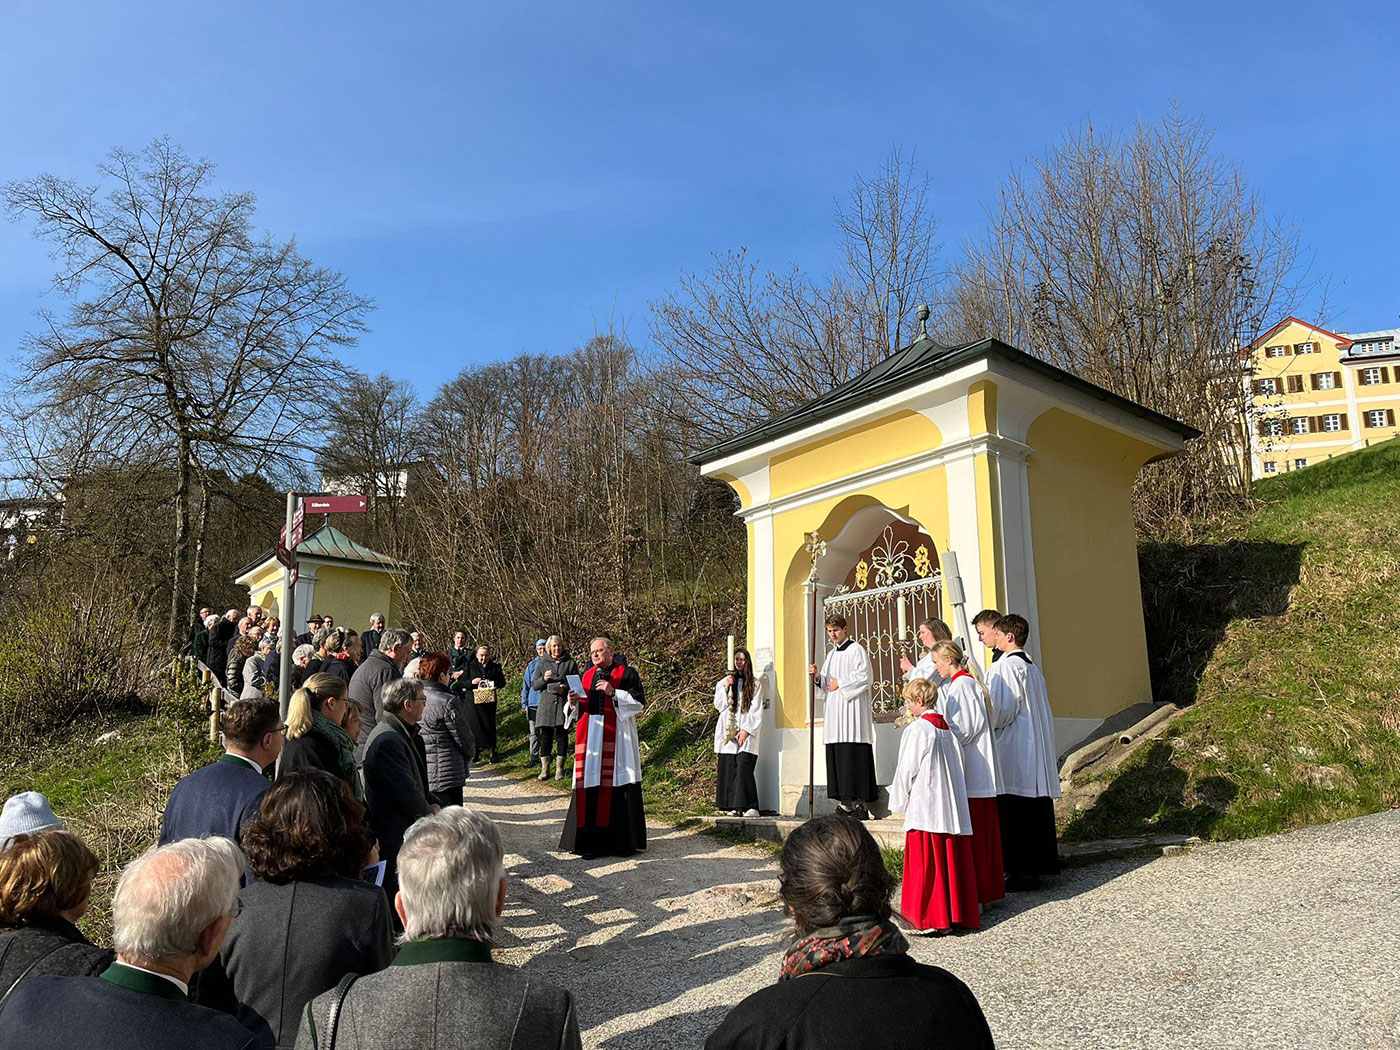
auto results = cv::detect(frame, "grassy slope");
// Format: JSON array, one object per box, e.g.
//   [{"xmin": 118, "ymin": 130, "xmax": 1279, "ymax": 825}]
[
  {"xmin": 0, "ymin": 680, "xmax": 218, "ymax": 942},
  {"xmin": 1063, "ymin": 438, "xmax": 1400, "ymax": 841}
]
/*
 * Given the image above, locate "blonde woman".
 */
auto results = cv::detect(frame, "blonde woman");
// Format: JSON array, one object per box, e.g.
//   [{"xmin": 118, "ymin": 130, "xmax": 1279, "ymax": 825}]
[
  {"xmin": 928, "ymin": 640, "xmax": 1004, "ymax": 904},
  {"xmin": 277, "ymin": 672, "xmax": 360, "ymax": 799}
]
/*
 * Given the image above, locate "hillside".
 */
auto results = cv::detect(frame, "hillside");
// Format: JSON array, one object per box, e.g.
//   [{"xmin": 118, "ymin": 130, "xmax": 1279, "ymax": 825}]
[{"xmin": 1062, "ymin": 438, "xmax": 1400, "ymax": 841}]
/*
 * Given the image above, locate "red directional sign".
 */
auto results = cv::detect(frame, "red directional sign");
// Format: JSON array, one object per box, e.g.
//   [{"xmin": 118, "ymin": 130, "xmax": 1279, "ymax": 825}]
[
  {"xmin": 304, "ymin": 495, "xmax": 368, "ymax": 514},
  {"xmin": 287, "ymin": 561, "xmax": 299, "ymax": 585},
  {"xmin": 290, "ymin": 503, "xmax": 306, "ymax": 548}
]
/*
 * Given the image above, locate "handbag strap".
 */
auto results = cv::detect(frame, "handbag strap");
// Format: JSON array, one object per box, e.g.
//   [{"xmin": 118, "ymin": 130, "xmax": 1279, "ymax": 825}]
[
  {"xmin": 0, "ymin": 942, "xmax": 66, "ymax": 1014},
  {"xmin": 321, "ymin": 970, "xmax": 360, "ymax": 1050}
]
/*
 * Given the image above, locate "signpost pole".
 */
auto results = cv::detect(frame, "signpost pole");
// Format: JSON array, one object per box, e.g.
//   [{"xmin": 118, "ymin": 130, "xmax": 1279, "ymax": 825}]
[{"xmin": 278, "ymin": 491, "xmax": 297, "ymax": 728}]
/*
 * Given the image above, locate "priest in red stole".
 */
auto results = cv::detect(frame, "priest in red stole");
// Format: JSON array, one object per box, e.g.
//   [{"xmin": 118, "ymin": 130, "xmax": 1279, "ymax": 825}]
[{"xmin": 559, "ymin": 635, "xmax": 648, "ymax": 858}]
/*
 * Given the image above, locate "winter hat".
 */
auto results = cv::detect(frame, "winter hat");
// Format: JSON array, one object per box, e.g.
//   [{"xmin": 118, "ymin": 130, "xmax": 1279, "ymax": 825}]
[{"xmin": 0, "ymin": 791, "xmax": 63, "ymax": 850}]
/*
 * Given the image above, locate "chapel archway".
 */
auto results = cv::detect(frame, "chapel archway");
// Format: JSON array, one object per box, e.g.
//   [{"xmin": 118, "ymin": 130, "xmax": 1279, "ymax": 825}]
[{"xmin": 810, "ymin": 504, "xmax": 941, "ymax": 716}]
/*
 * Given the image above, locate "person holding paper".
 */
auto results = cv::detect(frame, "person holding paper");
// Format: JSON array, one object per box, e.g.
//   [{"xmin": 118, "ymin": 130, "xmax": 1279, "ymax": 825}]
[
  {"xmin": 559, "ymin": 635, "xmax": 647, "ymax": 857},
  {"xmin": 531, "ymin": 635, "xmax": 580, "ymax": 781}
]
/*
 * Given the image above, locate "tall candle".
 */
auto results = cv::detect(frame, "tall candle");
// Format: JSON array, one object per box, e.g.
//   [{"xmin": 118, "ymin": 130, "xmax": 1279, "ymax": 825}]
[
  {"xmin": 897, "ymin": 600, "xmax": 908, "ymax": 642},
  {"xmin": 727, "ymin": 634, "xmax": 735, "ymax": 670}
]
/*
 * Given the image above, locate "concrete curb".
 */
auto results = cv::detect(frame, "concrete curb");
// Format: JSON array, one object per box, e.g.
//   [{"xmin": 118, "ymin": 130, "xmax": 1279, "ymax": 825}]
[{"xmin": 695, "ymin": 814, "xmax": 1203, "ymax": 863}]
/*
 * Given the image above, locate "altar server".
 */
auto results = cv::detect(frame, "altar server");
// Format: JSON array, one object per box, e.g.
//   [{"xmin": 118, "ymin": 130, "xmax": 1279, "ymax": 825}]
[
  {"xmin": 928, "ymin": 641, "xmax": 1005, "ymax": 904},
  {"xmin": 888, "ymin": 678, "xmax": 979, "ymax": 933},
  {"xmin": 807, "ymin": 614, "xmax": 876, "ymax": 819},
  {"xmin": 899, "ymin": 618, "xmax": 954, "ymax": 685},
  {"xmin": 986, "ymin": 613, "xmax": 1061, "ymax": 889},
  {"xmin": 714, "ymin": 647, "xmax": 763, "ymax": 816}
]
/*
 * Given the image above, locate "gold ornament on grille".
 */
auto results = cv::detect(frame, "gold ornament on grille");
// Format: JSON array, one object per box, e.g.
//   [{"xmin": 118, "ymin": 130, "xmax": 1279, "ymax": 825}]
[{"xmin": 913, "ymin": 544, "xmax": 933, "ymax": 579}]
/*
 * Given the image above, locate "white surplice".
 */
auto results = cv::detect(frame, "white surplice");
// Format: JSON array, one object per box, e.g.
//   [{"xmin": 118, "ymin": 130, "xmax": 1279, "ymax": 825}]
[
  {"xmin": 887, "ymin": 716, "xmax": 972, "ymax": 835},
  {"xmin": 902, "ymin": 651, "xmax": 946, "ymax": 688},
  {"xmin": 986, "ymin": 650, "xmax": 1061, "ymax": 798},
  {"xmin": 818, "ymin": 640, "xmax": 874, "ymax": 745},
  {"xmin": 712, "ymin": 675, "xmax": 763, "ymax": 756},
  {"xmin": 579, "ymin": 688, "xmax": 643, "ymax": 789},
  {"xmin": 937, "ymin": 671, "xmax": 1004, "ymax": 798}
]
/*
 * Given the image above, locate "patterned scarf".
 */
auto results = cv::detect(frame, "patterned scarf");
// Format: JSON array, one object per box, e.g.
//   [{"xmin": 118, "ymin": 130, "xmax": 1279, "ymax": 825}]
[
  {"xmin": 779, "ymin": 916, "xmax": 908, "ymax": 980},
  {"xmin": 313, "ymin": 709, "xmax": 363, "ymax": 801}
]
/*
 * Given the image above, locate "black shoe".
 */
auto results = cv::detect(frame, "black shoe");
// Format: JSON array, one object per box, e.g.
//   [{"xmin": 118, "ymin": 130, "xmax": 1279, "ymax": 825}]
[{"xmin": 851, "ymin": 803, "xmax": 871, "ymax": 821}]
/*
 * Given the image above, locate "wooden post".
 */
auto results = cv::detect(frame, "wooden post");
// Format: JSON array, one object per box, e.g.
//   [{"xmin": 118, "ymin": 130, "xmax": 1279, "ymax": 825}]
[{"xmin": 209, "ymin": 686, "xmax": 222, "ymax": 744}]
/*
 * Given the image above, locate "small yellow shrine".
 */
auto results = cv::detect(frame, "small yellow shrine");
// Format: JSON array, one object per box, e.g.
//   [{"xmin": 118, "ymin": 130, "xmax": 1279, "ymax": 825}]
[
  {"xmin": 233, "ymin": 525, "xmax": 406, "ymax": 630},
  {"xmin": 693, "ymin": 321, "xmax": 1197, "ymax": 815}
]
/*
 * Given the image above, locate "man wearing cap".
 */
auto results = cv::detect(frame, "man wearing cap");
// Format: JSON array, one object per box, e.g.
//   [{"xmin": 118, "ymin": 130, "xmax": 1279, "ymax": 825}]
[
  {"xmin": 296, "ymin": 614, "xmax": 324, "ymax": 648},
  {"xmin": 522, "ymin": 638, "xmax": 547, "ymax": 765},
  {"xmin": 0, "ymin": 791, "xmax": 63, "ymax": 851}
]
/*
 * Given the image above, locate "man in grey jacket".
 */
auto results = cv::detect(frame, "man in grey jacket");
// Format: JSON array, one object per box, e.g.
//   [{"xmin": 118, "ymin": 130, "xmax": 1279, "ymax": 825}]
[
  {"xmin": 362, "ymin": 678, "xmax": 435, "ymax": 912},
  {"xmin": 349, "ymin": 627, "xmax": 411, "ymax": 756},
  {"xmin": 296, "ymin": 807, "xmax": 581, "ymax": 1050}
]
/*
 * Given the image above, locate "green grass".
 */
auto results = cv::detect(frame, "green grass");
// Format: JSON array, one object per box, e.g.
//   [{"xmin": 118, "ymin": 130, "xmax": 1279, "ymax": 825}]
[
  {"xmin": 0, "ymin": 675, "xmax": 218, "ymax": 943},
  {"xmin": 1062, "ymin": 437, "xmax": 1400, "ymax": 842}
]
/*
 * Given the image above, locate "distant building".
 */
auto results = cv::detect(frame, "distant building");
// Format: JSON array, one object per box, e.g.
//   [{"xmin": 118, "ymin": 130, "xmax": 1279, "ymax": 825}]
[{"xmin": 1247, "ymin": 317, "xmax": 1400, "ymax": 478}]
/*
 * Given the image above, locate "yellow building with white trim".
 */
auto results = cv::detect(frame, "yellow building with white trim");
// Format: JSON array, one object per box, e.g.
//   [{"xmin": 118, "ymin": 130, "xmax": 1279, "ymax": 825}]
[
  {"xmin": 694, "ymin": 322, "xmax": 1197, "ymax": 815},
  {"xmin": 234, "ymin": 525, "xmax": 406, "ymax": 632},
  {"xmin": 1247, "ymin": 317, "xmax": 1400, "ymax": 478}
]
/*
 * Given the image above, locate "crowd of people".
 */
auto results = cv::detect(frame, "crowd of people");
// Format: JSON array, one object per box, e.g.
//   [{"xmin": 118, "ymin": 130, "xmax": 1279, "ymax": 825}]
[
  {"xmin": 0, "ymin": 605, "xmax": 1056, "ymax": 1047},
  {"xmin": 0, "ymin": 791, "xmax": 992, "ymax": 1049}
]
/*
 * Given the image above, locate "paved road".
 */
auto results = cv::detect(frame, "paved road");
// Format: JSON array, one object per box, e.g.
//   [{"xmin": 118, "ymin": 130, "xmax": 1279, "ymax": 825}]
[{"xmin": 468, "ymin": 768, "xmax": 1400, "ymax": 1049}]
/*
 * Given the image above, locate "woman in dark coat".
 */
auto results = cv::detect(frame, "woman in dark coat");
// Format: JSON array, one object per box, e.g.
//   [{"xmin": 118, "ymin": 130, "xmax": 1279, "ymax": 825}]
[
  {"xmin": 319, "ymin": 629, "xmax": 358, "ymax": 685},
  {"xmin": 532, "ymin": 635, "xmax": 579, "ymax": 782},
  {"xmin": 705, "ymin": 815, "xmax": 995, "ymax": 1050},
  {"xmin": 416, "ymin": 652, "xmax": 475, "ymax": 808},
  {"xmin": 277, "ymin": 672, "xmax": 361, "ymax": 800},
  {"xmin": 198, "ymin": 771, "xmax": 393, "ymax": 1050},
  {"xmin": 226, "ymin": 633, "xmax": 258, "ymax": 696},
  {"xmin": 0, "ymin": 830, "xmax": 113, "ymax": 993},
  {"xmin": 464, "ymin": 644, "xmax": 506, "ymax": 763}
]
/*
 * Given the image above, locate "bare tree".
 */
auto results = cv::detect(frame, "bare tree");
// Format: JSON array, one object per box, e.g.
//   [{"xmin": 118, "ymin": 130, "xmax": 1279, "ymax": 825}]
[
  {"xmin": 946, "ymin": 110, "xmax": 1310, "ymax": 534},
  {"xmin": 4, "ymin": 139, "xmax": 372, "ymax": 644},
  {"xmin": 315, "ymin": 373, "xmax": 422, "ymax": 539},
  {"xmin": 649, "ymin": 149, "xmax": 943, "ymax": 443}
]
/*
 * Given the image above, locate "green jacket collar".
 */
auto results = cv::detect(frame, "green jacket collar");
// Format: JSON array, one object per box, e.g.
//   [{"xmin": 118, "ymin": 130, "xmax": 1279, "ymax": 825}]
[
  {"xmin": 99, "ymin": 962, "xmax": 189, "ymax": 1002},
  {"xmin": 392, "ymin": 937, "xmax": 493, "ymax": 967},
  {"xmin": 217, "ymin": 752, "xmax": 264, "ymax": 773}
]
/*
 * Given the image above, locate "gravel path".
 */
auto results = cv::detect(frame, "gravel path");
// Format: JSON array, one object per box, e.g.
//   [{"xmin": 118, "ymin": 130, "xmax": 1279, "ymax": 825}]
[{"xmin": 469, "ymin": 768, "xmax": 1400, "ymax": 1049}]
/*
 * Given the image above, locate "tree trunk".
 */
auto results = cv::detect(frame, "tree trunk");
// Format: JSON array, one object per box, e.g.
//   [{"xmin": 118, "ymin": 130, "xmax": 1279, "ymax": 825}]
[
  {"xmin": 186, "ymin": 473, "xmax": 211, "ymax": 628},
  {"xmin": 167, "ymin": 435, "xmax": 192, "ymax": 648}
]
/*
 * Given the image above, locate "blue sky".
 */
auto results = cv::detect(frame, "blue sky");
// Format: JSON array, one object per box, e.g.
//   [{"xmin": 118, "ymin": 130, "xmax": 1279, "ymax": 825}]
[{"xmin": 2, "ymin": 1, "xmax": 1397, "ymax": 397}]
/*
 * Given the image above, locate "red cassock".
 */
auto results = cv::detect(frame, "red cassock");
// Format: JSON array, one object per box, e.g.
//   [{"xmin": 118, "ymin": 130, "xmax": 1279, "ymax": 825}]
[{"xmin": 900, "ymin": 712, "xmax": 981, "ymax": 932}]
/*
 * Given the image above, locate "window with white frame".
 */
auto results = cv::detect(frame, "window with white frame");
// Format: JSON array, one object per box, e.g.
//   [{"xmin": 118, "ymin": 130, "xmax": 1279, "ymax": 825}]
[
  {"xmin": 1323, "ymin": 414, "xmax": 1342, "ymax": 432},
  {"xmin": 1262, "ymin": 461, "xmax": 1277, "ymax": 474},
  {"xmin": 1368, "ymin": 409, "xmax": 1388, "ymax": 428},
  {"xmin": 1363, "ymin": 367, "xmax": 1383, "ymax": 385},
  {"xmin": 1294, "ymin": 458, "xmax": 1309, "ymax": 469},
  {"xmin": 1266, "ymin": 345, "xmax": 1288, "ymax": 358},
  {"xmin": 1290, "ymin": 417, "xmax": 1310, "ymax": 435},
  {"xmin": 1296, "ymin": 342, "xmax": 1317, "ymax": 354},
  {"xmin": 1263, "ymin": 418, "xmax": 1284, "ymax": 437},
  {"xmin": 1257, "ymin": 377, "xmax": 1277, "ymax": 394},
  {"xmin": 1316, "ymin": 372, "xmax": 1335, "ymax": 390}
]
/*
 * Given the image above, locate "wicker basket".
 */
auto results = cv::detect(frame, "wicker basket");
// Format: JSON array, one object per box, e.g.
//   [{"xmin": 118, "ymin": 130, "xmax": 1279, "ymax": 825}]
[{"xmin": 473, "ymin": 685, "xmax": 497, "ymax": 705}]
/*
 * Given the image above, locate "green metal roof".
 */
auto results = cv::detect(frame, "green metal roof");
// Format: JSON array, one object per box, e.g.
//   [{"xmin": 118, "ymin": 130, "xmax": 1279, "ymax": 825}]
[
  {"xmin": 689, "ymin": 335, "xmax": 1200, "ymax": 466},
  {"xmin": 235, "ymin": 523, "xmax": 406, "ymax": 580}
]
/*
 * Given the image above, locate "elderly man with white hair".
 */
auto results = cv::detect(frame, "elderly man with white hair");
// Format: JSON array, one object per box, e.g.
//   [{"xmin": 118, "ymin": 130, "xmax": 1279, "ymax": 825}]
[
  {"xmin": 0, "ymin": 837, "xmax": 256, "ymax": 1048},
  {"xmin": 296, "ymin": 807, "xmax": 581, "ymax": 1050}
]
